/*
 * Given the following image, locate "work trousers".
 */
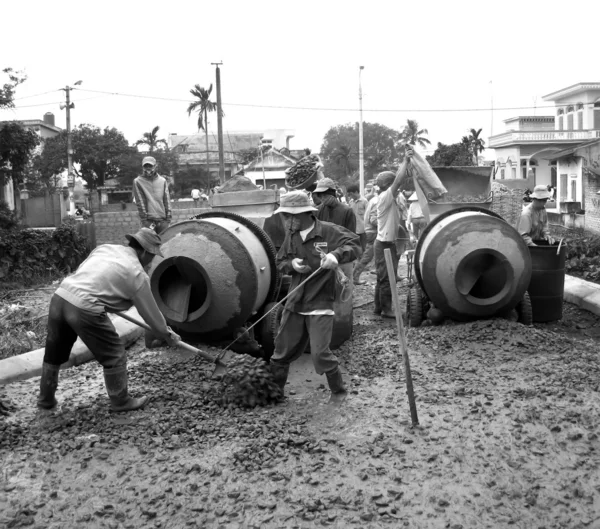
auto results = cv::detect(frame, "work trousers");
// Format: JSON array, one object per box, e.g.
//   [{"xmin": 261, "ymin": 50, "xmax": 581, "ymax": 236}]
[
  {"xmin": 358, "ymin": 232, "xmax": 367, "ymax": 251},
  {"xmin": 374, "ymin": 240, "xmax": 399, "ymax": 313},
  {"xmin": 271, "ymin": 310, "xmax": 339, "ymax": 375},
  {"xmin": 353, "ymin": 231, "xmax": 376, "ymax": 279},
  {"xmin": 44, "ymin": 295, "xmax": 126, "ymax": 369},
  {"xmin": 411, "ymin": 218, "xmax": 426, "ymax": 240}
]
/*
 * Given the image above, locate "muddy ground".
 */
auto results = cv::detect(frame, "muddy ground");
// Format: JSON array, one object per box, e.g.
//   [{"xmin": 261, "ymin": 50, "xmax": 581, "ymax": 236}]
[{"xmin": 1, "ymin": 262, "xmax": 600, "ymax": 529}]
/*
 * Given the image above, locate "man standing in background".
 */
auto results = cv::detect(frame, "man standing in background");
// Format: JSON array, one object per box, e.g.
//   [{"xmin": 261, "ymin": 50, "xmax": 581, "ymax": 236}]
[
  {"xmin": 346, "ymin": 184, "xmax": 368, "ymax": 251},
  {"xmin": 133, "ymin": 156, "xmax": 172, "ymax": 235},
  {"xmin": 352, "ymin": 188, "xmax": 379, "ymax": 286}
]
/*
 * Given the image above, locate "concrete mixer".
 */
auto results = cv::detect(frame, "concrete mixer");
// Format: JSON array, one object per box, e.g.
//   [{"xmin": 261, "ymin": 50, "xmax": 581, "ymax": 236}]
[
  {"xmin": 406, "ymin": 167, "xmax": 533, "ymax": 327},
  {"xmin": 146, "ymin": 190, "xmax": 353, "ymax": 355}
]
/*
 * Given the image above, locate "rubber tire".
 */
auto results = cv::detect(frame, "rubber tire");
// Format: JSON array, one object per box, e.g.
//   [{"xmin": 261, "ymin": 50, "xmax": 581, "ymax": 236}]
[
  {"xmin": 407, "ymin": 287, "xmax": 424, "ymax": 328},
  {"xmin": 516, "ymin": 292, "xmax": 533, "ymax": 325},
  {"xmin": 259, "ymin": 302, "xmax": 284, "ymax": 358}
]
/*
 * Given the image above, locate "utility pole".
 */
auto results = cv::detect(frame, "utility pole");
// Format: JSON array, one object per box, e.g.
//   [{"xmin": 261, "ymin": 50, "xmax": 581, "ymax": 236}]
[
  {"xmin": 60, "ymin": 80, "xmax": 82, "ymax": 216},
  {"xmin": 212, "ymin": 62, "xmax": 225, "ymax": 184},
  {"xmin": 359, "ymin": 66, "xmax": 365, "ymax": 197}
]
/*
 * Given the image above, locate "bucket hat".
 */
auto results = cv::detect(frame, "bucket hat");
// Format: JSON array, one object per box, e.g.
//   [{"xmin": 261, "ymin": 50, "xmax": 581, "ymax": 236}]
[
  {"xmin": 142, "ymin": 156, "xmax": 157, "ymax": 167},
  {"xmin": 273, "ymin": 190, "xmax": 318, "ymax": 215},
  {"xmin": 530, "ymin": 185, "xmax": 551, "ymax": 200},
  {"xmin": 125, "ymin": 228, "xmax": 164, "ymax": 257},
  {"xmin": 313, "ymin": 178, "xmax": 337, "ymax": 193}
]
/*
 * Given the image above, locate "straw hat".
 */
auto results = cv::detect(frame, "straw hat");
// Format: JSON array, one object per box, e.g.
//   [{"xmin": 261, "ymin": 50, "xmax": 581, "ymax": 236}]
[
  {"xmin": 273, "ymin": 190, "xmax": 318, "ymax": 214},
  {"xmin": 408, "ymin": 192, "xmax": 418, "ymax": 202},
  {"xmin": 125, "ymin": 228, "xmax": 164, "ymax": 257},
  {"xmin": 530, "ymin": 185, "xmax": 551, "ymax": 200}
]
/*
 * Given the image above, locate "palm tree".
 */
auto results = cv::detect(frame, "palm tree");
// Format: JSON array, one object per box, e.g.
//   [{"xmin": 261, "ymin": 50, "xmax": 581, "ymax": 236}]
[
  {"xmin": 399, "ymin": 119, "xmax": 431, "ymax": 149},
  {"xmin": 468, "ymin": 128, "xmax": 486, "ymax": 166},
  {"xmin": 187, "ymin": 84, "xmax": 219, "ymax": 176},
  {"xmin": 135, "ymin": 126, "xmax": 168, "ymax": 152}
]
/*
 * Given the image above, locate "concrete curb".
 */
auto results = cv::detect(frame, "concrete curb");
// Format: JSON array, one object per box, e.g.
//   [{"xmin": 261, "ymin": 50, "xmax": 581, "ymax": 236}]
[
  {"xmin": 0, "ymin": 308, "xmax": 144, "ymax": 386},
  {"xmin": 563, "ymin": 275, "xmax": 600, "ymax": 317}
]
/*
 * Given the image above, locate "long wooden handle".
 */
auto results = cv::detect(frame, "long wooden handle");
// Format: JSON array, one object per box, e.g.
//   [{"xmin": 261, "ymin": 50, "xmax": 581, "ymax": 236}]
[
  {"xmin": 115, "ymin": 311, "xmax": 227, "ymax": 368},
  {"xmin": 384, "ymin": 248, "xmax": 419, "ymax": 427}
]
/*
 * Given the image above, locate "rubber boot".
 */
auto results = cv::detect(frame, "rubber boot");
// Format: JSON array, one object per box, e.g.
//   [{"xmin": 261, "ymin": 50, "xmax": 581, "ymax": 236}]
[
  {"xmin": 37, "ymin": 362, "xmax": 60, "ymax": 410},
  {"xmin": 373, "ymin": 284, "xmax": 382, "ymax": 315},
  {"xmin": 270, "ymin": 363, "xmax": 289, "ymax": 397},
  {"xmin": 326, "ymin": 367, "xmax": 347, "ymax": 394},
  {"xmin": 103, "ymin": 365, "xmax": 149, "ymax": 412}
]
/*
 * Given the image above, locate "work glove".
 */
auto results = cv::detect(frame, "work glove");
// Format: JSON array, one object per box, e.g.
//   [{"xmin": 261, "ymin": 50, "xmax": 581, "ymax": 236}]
[
  {"xmin": 546, "ymin": 235, "xmax": 556, "ymax": 245},
  {"xmin": 320, "ymin": 253, "xmax": 338, "ymax": 270},
  {"xmin": 165, "ymin": 327, "xmax": 181, "ymax": 347},
  {"xmin": 292, "ymin": 258, "xmax": 312, "ymax": 274}
]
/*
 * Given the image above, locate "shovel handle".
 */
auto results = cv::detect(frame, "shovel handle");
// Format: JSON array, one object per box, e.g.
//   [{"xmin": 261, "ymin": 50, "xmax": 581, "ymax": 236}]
[{"xmin": 115, "ymin": 312, "xmax": 228, "ymax": 368}]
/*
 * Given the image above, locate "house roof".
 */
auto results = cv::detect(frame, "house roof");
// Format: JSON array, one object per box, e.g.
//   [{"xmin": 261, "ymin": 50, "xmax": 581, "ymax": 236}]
[
  {"xmin": 503, "ymin": 116, "xmax": 554, "ymax": 123},
  {"xmin": 542, "ymin": 82, "xmax": 600, "ymax": 102},
  {"xmin": 545, "ymin": 138, "xmax": 600, "ymax": 160},
  {"xmin": 0, "ymin": 118, "xmax": 62, "ymax": 134},
  {"xmin": 245, "ymin": 148, "xmax": 297, "ymax": 171},
  {"xmin": 170, "ymin": 131, "xmax": 264, "ymax": 164}
]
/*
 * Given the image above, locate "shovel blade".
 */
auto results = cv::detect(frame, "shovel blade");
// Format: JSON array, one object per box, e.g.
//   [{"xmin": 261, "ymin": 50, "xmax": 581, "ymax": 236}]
[{"xmin": 210, "ymin": 350, "xmax": 236, "ymax": 379}]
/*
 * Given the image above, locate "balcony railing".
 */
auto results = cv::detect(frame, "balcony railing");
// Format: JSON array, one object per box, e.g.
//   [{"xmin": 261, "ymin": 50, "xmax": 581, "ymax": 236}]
[{"xmin": 489, "ymin": 129, "xmax": 600, "ymax": 148}]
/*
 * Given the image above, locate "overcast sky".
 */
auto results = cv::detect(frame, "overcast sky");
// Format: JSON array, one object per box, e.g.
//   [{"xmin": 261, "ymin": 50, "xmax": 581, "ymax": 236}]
[{"xmin": 2, "ymin": 0, "xmax": 599, "ymax": 160}]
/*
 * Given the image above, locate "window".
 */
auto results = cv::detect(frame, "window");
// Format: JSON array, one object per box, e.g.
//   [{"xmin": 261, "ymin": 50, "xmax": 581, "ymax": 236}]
[
  {"xmin": 500, "ymin": 168, "xmax": 505, "ymax": 179},
  {"xmin": 595, "ymin": 102, "xmax": 600, "ymax": 129},
  {"xmin": 567, "ymin": 113, "xmax": 574, "ymax": 130},
  {"xmin": 558, "ymin": 116, "xmax": 564, "ymax": 131},
  {"xmin": 577, "ymin": 111, "xmax": 583, "ymax": 130}
]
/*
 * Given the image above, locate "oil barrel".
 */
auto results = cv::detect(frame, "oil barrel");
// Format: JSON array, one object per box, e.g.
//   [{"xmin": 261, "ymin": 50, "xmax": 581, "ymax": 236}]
[{"xmin": 527, "ymin": 244, "xmax": 566, "ymax": 322}]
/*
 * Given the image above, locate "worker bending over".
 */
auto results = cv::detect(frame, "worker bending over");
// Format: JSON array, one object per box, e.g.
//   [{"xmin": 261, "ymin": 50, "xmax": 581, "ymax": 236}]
[
  {"xmin": 38, "ymin": 228, "xmax": 180, "ymax": 413},
  {"xmin": 270, "ymin": 191, "xmax": 361, "ymax": 399},
  {"xmin": 518, "ymin": 185, "xmax": 556, "ymax": 246}
]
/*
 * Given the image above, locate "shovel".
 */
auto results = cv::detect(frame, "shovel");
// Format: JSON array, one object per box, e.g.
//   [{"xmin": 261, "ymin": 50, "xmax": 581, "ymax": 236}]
[{"xmin": 115, "ymin": 312, "xmax": 230, "ymax": 378}]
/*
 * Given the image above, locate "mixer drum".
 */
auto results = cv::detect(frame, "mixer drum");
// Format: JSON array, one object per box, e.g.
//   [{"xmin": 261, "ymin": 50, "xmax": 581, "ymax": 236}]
[
  {"xmin": 416, "ymin": 207, "xmax": 532, "ymax": 321},
  {"xmin": 146, "ymin": 215, "xmax": 276, "ymax": 340}
]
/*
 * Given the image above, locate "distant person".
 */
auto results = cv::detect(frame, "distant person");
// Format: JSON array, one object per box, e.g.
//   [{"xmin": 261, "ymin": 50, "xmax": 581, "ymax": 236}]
[
  {"xmin": 406, "ymin": 192, "xmax": 426, "ymax": 241},
  {"xmin": 133, "ymin": 156, "xmax": 172, "ymax": 234},
  {"xmin": 311, "ymin": 178, "xmax": 356, "ymax": 233},
  {"xmin": 38, "ymin": 228, "xmax": 180, "ymax": 413},
  {"xmin": 346, "ymin": 184, "xmax": 368, "ymax": 250},
  {"xmin": 373, "ymin": 147, "xmax": 414, "ymax": 318},
  {"xmin": 191, "ymin": 187, "xmax": 201, "ymax": 204},
  {"xmin": 352, "ymin": 188, "xmax": 379, "ymax": 285},
  {"xmin": 518, "ymin": 185, "xmax": 555, "ymax": 246}
]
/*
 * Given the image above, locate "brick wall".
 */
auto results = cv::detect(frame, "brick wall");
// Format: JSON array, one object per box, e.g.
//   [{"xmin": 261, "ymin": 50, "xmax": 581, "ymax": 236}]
[{"xmin": 93, "ymin": 206, "xmax": 210, "ymax": 246}]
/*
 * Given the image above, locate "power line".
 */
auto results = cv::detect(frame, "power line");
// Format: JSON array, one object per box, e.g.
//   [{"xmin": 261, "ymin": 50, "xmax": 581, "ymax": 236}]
[{"xmin": 14, "ymin": 89, "xmax": 60, "ymax": 100}]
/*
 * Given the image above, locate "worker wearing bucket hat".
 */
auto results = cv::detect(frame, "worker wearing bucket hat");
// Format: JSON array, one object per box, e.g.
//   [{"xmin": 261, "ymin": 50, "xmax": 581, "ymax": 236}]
[
  {"xmin": 517, "ymin": 185, "xmax": 555, "ymax": 246},
  {"xmin": 271, "ymin": 190, "xmax": 361, "ymax": 400},
  {"xmin": 133, "ymin": 156, "xmax": 172, "ymax": 235},
  {"xmin": 38, "ymin": 228, "xmax": 180, "ymax": 414}
]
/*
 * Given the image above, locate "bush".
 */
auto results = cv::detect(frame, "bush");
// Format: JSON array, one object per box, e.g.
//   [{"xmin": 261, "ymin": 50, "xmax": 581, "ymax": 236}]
[
  {"xmin": 0, "ymin": 201, "xmax": 19, "ymax": 230},
  {"xmin": 562, "ymin": 228, "xmax": 600, "ymax": 283},
  {"xmin": 0, "ymin": 222, "xmax": 91, "ymax": 285}
]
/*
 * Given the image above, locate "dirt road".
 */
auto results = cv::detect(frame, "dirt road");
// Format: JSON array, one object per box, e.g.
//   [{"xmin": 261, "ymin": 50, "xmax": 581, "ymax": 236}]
[{"xmin": 1, "ymin": 275, "xmax": 600, "ymax": 528}]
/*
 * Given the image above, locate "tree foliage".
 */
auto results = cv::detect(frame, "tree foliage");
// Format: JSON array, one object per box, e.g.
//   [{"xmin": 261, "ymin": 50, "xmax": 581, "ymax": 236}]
[
  {"xmin": 0, "ymin": 123, "xmax": 40, "ymax": 190},
  {"xmin": 426, "ymin": 141, "xmax": 474, "ymax": 167},
  {"xmin": 135, "ymin": 125, "xmax": 168, "ymax": 152},
  {"xmin": 320, "ymin": 122, "xmax": 403, "ymax": 181},
  {"xmin": 35, "ymin": 124, "xmax": 132, "ymax": 191},
  {"xmin": 398, "ymin": 119, "xmax": 431, "ymax": 149},
  {"xmin": 468, "ymin": 128, "xmax": 486, "ymax": 166},
  {"xmin": 0, "ymin": 68, "xmax": 26, "ymax": 109}
]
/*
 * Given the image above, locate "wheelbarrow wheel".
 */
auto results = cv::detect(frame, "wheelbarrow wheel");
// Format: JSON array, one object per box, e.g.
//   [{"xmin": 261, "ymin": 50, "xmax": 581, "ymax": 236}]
[
  {"xmin": 258, "ymin": 302, "xmax": 284, "ymax": 359},
  {"xmin": 407, "ymin": 287, "xmax": 424, "ymax": 327},
  {"xmin": 516, "ymin": 292, "xmax": 533, "ymax": 326}
]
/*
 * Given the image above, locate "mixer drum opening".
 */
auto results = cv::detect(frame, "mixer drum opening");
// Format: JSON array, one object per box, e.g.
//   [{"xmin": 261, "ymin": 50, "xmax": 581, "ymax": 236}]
[
  {"xmin": 151, "ymin": 256, "xmax": 212, "ymax": 323},
  {"xmin": 455, "ymin": 249, "xmax": 512, "ymax": 306}
]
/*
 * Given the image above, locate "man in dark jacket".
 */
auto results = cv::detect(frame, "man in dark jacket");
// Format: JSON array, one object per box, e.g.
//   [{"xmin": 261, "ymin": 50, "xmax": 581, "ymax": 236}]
[
  {"xmin": 270, "ymin": 190, "xmax": 361, "ymax": 398},
  {"xmin": 311, "ymin": 178, "xmax": 356, "ymax": 233}
]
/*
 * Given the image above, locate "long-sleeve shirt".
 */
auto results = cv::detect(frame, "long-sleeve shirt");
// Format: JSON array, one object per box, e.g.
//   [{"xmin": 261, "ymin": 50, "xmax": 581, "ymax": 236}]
[
  {"xmin": 316, "ymin": 201, "xmax": 356, "ymax": 233},
  {"xmin": 518, "ymin": 203, "xmax": 549, "ymax": 246},
  {"xmin": 376, "ymin": 188, "xmax": 401, "ymax": 242},
  {"xmin": 349, "ymin": 197, "xmax": 368, "ymax": 234},
  {"xmin": 364, "ymin": 195, "xmax": 379, "ymax": 235},
  {"xmin": 133, "ymin": 173, "xmax": 172, "ymax": 222},
  {"xmin": 407, "ymin": 202, "xmax": 424, "ymax": 225},
  {"xmin": 276, "ymin": 219, "xmax": 361, "ymax": 313},
  {"xmin": 55, "ymin": 245, "xmax": 170, "ymax": 336}
]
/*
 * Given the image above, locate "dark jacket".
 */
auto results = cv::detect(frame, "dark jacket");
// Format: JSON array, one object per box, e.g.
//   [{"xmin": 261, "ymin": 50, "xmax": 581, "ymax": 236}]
[
  {"xmin": 277, "ymin": 219, "xmax": 362, "ymax": 312},
  {"xmin": 316, "ymin": 201, "xmax": 357, "ymax": 233}
]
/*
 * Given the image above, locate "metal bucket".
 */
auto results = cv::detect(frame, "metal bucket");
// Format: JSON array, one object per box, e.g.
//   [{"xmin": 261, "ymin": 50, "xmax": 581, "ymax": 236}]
[{"xmin": 528, "ymin": 245, "xmax": 566, "ymax": 322}]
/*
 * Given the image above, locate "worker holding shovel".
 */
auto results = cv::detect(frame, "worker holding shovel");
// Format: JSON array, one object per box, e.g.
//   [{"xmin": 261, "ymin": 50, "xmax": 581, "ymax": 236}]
[
  {"xmin": 270, "ymin": 191, "xmax": 362, "ymax": 399},
  {"xmin": 38, "ymin": 228, "xmax": 180, "ymax": 413}
]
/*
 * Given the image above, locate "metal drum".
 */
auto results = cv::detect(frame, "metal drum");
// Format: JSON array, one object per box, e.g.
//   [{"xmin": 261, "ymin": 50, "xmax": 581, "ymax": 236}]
[
  {"xmin": 528, "ymin": 245, "xmax": 566, "ymax": 322},
  {"xmin": 415, "ymin": 207, "xmax": 532, "ymax": 321}
]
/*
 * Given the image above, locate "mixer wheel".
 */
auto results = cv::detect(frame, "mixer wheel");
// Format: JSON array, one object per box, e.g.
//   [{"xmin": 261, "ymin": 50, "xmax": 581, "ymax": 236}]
[
  {"xmin": 407, "ymin": 287, "xmax": 424, "ymax": 327},
  {"xmin": 516, "ymin": 292, "xmax": 533, "ymax": 325},
  {"xmin": 259, "ymin": 302, "xmax": 284, "ymax": 358}
]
